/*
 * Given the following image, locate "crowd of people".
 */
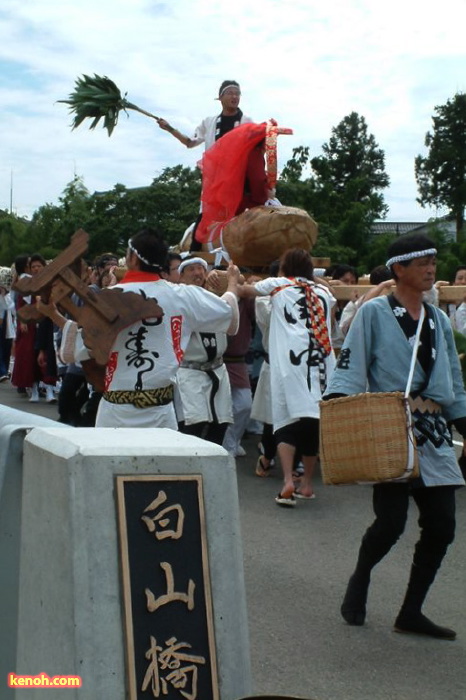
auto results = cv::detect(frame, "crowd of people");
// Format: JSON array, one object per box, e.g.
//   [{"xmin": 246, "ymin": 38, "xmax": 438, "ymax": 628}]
[
  {"xmin": 0, "ymin": 250, "xmax": 119, "ymax": 419},
  {"xmin": 1, "ymin": 75, "xmax": 465, "ymax": 643},
  {"xmin": 2, "ymin": 227, "xmax": 466, "ymax": 645}
]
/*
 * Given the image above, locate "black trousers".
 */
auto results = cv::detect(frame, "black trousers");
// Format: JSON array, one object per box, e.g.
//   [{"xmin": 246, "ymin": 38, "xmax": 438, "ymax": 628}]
[
  {"xmin": 357, "ymin": 483, "xmax": 456, "ymax": 577},
  {"xmin": 58, "ymin": 373, "xmax": 89, "ymax": 426},
  {"xmin": 178, "ymin": 420, "xmax": 228, "ymax": 446},
  {"xmin": 261, "ymin": 422, "xmax": 276, "ymax": 461}
]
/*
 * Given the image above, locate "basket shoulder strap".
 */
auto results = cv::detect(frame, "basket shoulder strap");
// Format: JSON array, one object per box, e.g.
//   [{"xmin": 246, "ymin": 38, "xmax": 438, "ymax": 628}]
[{"xmin": 404, "ymin": 305, "xmax": 425, "ymax": 399}]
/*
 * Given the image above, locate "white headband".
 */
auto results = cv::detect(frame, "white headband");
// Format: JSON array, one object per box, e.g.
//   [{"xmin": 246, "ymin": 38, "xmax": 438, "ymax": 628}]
[
  {"xmin": 179, "ymin": 257, "xmax": 208, "ymax": 274},
  {"xmin": 218, "ymin": 83, "xmax": 241, "ymax": 97},
  {"xmin": 386, "ymin": 248, "xmax": 437, "ymax": 269},
  {"xmin": 128, "ymin": 239, "xmax": 153, "ymax": 267}
]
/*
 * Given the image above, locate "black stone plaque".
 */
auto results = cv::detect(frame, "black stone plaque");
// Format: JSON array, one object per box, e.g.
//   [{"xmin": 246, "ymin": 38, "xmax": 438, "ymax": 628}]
[{"xmin": 116, "ymin": 475, "xmax": 219, "ymax": 700}]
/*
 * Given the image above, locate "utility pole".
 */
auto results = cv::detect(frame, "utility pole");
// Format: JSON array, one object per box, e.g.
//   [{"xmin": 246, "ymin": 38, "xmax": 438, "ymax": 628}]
[{"xmin": 9, "ymin": 169, "xmax": 13, "ymax": 215}]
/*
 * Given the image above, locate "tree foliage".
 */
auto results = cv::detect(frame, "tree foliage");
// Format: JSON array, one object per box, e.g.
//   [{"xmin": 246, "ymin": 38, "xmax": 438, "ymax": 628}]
[
  {"xmin": 23, "ymin": 167, "xmax": 201, "ymax": 262},
  {"xmin": 415, "ymin": 92, "xmax": 466, "ymax": 239},
  {"xmin": 277, "ymin": 112, "xmax": 389, "ymax": 268},
  {"xmin": 311, "ymin": 112, "xmax": 389, "ymax": 211},
  {"xmin": 0, "ymin": 211, "xmax": 30, "ymax": 265}
]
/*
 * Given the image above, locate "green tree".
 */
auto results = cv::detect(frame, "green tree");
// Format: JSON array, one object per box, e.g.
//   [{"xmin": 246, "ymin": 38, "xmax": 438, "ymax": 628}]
[
  {"xmin": 25, "ymin": 167, "xmax": 202, "ymax": 261},
  {"xmin": 59, "ymin": 175, "xmax": 92, "ymax": 239},
  {"xmin": 86, "ymin": 165, "xmax": 201, "ymax": 256},
  {"xmin": 311, "ymin": 112, "xmax": 389, "ymax": 230},
  {"xmin": 28, "ymin": 175, "xmax": 93, "ymax": 257},
  {"xmin": 278, "ymin": 113, "xmax": 389, "ymax": 266},
  {"xmin": 28, "ymin": 203, "xmax": 66, "ymax": 257},
  {"xmin": 280, "ymin": 146, "xmax": 312, "ymax": 182},
  {"xmin": 0, "ymin": 211, "xmax": 30, "ymax": 265},
  {"xmin": 146, "ymin": 165, "xmax": 201, "ymax": 244},
  {"xmin": 415, "ymin": 92, "xmax": 466, "ymax": 240},
  {"xmin": 358, "ymin": 232, "xmax": 397, "ymax": 274}
]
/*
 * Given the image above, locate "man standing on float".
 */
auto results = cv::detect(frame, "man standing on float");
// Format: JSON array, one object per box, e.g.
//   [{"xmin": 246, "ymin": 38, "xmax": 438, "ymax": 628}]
[
  {"xmin": 157, "ymin": 80, "xmax": 252, "ymax": 151},
  {"xmin": 157, "ymin": 80, "xmax": 253, "ymax": 250}
]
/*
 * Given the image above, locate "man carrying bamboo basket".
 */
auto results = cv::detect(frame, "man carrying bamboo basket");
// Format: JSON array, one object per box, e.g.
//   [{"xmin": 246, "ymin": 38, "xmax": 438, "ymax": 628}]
[{"xmin": 325, "ymin": 233, "xmax": 466, "ymax": 640}]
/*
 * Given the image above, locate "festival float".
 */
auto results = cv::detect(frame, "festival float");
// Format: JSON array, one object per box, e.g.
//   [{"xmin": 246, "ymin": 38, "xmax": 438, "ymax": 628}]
[{"xmin": 60, "ymin": 75, "xmax": 318, "ymax": 268}]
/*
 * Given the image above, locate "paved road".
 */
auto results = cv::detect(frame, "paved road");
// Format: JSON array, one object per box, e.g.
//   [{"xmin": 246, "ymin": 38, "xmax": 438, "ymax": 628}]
[{"xmin": 2, "ymin": 382, "xmax": 466, "ymax": 700}]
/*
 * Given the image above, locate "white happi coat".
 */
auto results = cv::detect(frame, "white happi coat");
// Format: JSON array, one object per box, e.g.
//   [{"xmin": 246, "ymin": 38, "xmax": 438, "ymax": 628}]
[
  {"xmin": 188, "ymin": 113, "xmax": 253, "ymax": 151},
  {"xmin": 0, "ymin": 291, "xmax": 16, "ymax": 340},
  {"xmin": 250, "ymin": 296, "xmax": 273, "ymax": 424},
  {"xmin": 61, "ymin": 278, "xmax": 237, "ymax": 429},
  {"xmin": 450, "ymin": 301, "xmax": 466, "ymax": 335},
  {"xmin": 254, "ymin": 277, "xmax": 336, "ymax": 431},
  {"xmin": 177, "ymin": 330, "xmax": 232, "ymax": 426}
]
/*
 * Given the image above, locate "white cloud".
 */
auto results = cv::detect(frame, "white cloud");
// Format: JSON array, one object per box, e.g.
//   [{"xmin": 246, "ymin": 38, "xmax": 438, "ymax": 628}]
[{"xmin": 0, "ymin": 0, "xmax": 465, "ymax": 228}]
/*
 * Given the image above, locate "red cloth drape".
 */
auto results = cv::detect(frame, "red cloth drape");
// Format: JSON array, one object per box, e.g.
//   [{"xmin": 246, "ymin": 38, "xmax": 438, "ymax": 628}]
[
  {"xmin": 196, "ymin": 122, "xmax": 268, "ymax": 244},
  {"xmin": 196, "ymin": 120, "xmax": 293, "ymax": 244}
]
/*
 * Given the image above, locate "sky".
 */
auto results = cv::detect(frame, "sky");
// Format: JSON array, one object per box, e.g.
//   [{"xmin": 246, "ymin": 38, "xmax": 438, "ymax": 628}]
[{"xmin": 0, "ymin": 0, "xmax": 465, "ymax": 226}]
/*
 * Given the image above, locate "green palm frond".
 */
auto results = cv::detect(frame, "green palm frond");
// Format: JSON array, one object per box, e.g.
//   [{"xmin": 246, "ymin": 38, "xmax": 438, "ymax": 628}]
[{"xmin": 58, "ymin": 74, "xmax": 158, "ymax": 136}]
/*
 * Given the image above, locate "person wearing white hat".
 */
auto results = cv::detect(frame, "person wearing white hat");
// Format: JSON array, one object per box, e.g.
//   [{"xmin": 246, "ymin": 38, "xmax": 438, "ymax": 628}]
[
  {"xmin": 176, "ymin": 256, "xmax": 234, "ymax": 444},
  {"xmin": 178, "ymin": 256, "xmax": 208, "ymax": 277}
]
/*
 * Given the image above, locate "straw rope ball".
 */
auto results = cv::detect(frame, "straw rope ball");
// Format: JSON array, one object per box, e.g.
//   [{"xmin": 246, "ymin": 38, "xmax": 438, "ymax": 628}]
[{"xmin": 220, "ymin": 205, "xmax": 318, "ymax": 267}]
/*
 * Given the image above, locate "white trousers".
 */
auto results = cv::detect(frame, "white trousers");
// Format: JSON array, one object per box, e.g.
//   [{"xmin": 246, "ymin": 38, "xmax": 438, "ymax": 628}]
[{"xmin": 222, "ymin": 387, "xmax": 252, "ymax": 454}]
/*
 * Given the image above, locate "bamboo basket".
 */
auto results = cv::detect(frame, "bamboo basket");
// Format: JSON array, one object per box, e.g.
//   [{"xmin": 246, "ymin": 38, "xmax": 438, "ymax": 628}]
[{"xmin": 319, "ymin": 392, "xmax": 419, "ymax": 485}]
